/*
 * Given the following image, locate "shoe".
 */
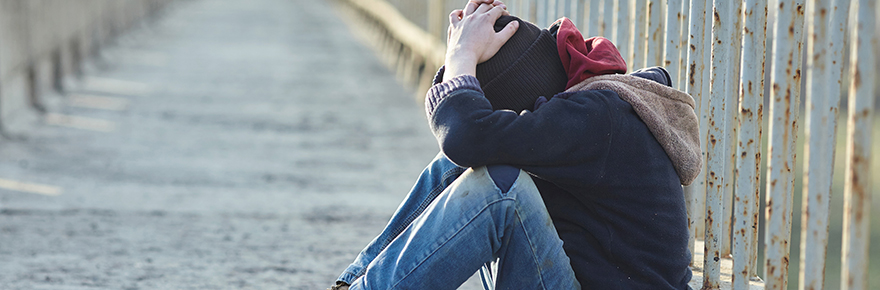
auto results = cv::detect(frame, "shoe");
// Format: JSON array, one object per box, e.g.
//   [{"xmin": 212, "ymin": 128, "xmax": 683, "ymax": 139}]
[{"xmin": 327, "ymin": 281, "xmax": 350, "ymax": 290}]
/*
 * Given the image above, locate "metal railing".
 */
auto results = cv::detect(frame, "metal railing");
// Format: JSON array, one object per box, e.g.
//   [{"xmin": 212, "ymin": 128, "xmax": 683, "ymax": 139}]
[
  {"xmin": 337, "ymin": 0, "xmax": 877, "ymax": 289},
  {"xmin": 0, "ymin": 0, "xmax": 175, "ymax": 132}
]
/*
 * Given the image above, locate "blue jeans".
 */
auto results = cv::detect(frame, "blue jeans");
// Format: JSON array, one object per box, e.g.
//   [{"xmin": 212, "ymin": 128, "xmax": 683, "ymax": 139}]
[{"xmin": 337, "ymin": 153, "xmax": 580, "ymax": 290}]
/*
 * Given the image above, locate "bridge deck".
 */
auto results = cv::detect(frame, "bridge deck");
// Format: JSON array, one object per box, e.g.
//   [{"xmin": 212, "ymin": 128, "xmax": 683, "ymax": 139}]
[{"xmin": 0, "ymin": 0, "xmax": 456, "ymax": 288}]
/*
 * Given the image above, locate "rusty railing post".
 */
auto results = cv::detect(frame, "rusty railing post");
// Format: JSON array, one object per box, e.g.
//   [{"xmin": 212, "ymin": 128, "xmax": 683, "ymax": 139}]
[
  {"xmin": 603, "ymin": 0, "xmax": 614, "ymax": 37},
  {"xmin": 683, "ymin": 0, "xmax": 708, "ymax": 265},
  {"xmin": 588, "ymin": 0, "xmax": 601, "ymax": 36},
  {"xmin": 631, "ymin": 0, "xmax": 648, "ymax": 71},
  {"xmin": 615, "ymin": 0, "xmax": 632, "ymax": 69},
  {"xmin": 840, "ymin": 0, "xmax": 876, "ymax": 289},
  {"xmin": 732, "ymin": 0, "xmax": 768, "ymax": 288},
  {"xmin": 763, "ymin": 0, "xmax": 805, "ymax": 289},
  {"xmin": 703, "ymin": 0, "xmax": 738, "ymax": 287},
  {"xmin": 663, "ymin": 0, "xmax": 683, "ymax": 88},
  {"xmin": 799, "ymin": 0, "xmax": 849, "ymax": 289},
  {"xmin": 676, "ymin": 0, "xmax": 690, "ymax": 87},
  {"xmin": 646, "ymin": 0, "xmax": 663, "ymax": 67},
  {"xmin": 721, "ymin": 0, "xmax": 745, "ymax": 259}
]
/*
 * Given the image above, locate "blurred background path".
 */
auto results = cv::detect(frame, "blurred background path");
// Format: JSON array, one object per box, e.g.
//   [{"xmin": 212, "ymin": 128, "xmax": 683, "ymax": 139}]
[{"xmin": 0, "ymin": 0, "xmax": 474, "ymax": 288}]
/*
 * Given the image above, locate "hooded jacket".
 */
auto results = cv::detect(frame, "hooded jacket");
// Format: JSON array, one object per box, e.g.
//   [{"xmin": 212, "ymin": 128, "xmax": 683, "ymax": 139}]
[{"xmin": 426, "ymin": 66, "xmax": 699, "ymax": 289}]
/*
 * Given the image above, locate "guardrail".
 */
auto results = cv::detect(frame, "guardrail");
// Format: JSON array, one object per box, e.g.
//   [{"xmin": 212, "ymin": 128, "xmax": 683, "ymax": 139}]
[
  {"xmin": 337, "ymin": 0, "xmax": 878, "ymax": 289},
  {"xmin": 0, "ymin": 0, "xmax": 175, "ymax": 134}
]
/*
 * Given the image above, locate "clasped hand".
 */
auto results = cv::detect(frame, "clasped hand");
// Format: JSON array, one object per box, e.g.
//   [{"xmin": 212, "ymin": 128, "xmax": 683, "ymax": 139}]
[{"xmin": 442, "ymin": 0, "xmax": 519, "ymax": 82}]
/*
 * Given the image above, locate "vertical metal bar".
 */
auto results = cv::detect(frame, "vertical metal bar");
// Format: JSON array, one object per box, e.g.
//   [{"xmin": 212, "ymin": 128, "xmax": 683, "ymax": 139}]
[
  {"xmin": 616, "ymin": 0, "xmax": 632, "ymax": 68},
  {"xmin": 664, "ymin": 0, "xmax": 683, "ymax": 88},
  {"xmin": 704, "ymin": 0, "xmax": 737, "ymax": 287},
  {"xmin": 603, "ymin": 0, "xmax": 614, "ymax": 37},
  {"xmin": 722, "ymin": 0, "xmax": 745, "ymax": 259},
  {"xmin": 677, "ymin": 0, "xmax": 690, "ymax": 87},
  {"xmin": 522, "ymin": 0, "xmax": 534, "ymax": 23},
  {"xmin": 558, "ymin": 0, "xmax": 566, "ymax": 22},
  {"xmin": 569, "ymin": 0, "xmax": 579, "ymax": 25},
  {"xmin": 547, "ymin": 0, "xmax": 557, "ymax": 26},
  {"xmin": 537, "ymin": 0, "xmax": 547, "ymax": 29},
  {"xmin": 840, "ymin": 0, "xmax": 876, "ymax": 289},
  {"xmin": 684, "ymin": 0, "xmax": 707, "ymax": 266},
  {"xmin": 646, "ymin": 0, "xmax": 663, "ymax": 66},
  {"xmin": 697, "ymin": 3, "xmax": 714, "ymax": 249},
  {"xmin": 581, "ymin": 1, "xmax": 590, "ymax": 36},
  {"xmin": 763, "ymin": 0, "xmax": 805, "ymax": 289},
  {"xmin": 603, "ymin": 0, "xmax": 612, "ymax": 42},
  {"xmin": 632, "ymin": 0, "xmax": 647, "ymax": 70},
  {"xmin": 589, "ymin": 0, "xmax": 601, "ymax": 36},
  {"xmin": 732, "ymin": 0, "xmax": 768, "ymax": 288},
  {"xmin": 508, "ymin": 0, "xmax": 518, "ymax": 16},
  {"xmin": 556, "ymin": 0, "xmax": 567, "ymax": 20},
  {"xmin": 699, "ymin": 0, "xmax": 713, "ymax": 246},
  {"xmin": 799, "ymin": 0, "xmax": 849, "ymax": 289}
]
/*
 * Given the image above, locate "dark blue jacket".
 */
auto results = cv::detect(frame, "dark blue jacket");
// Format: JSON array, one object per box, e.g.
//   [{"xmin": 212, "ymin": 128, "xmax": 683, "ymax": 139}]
[{"xmin": 425, "ymin": 68, "xmax": 693, "ymax": 289}]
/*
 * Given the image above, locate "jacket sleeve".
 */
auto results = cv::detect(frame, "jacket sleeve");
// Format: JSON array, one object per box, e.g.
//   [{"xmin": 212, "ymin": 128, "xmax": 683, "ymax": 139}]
[{"xmin": 426, "ymin": 75, "xmax": 616, "ymax": 169}]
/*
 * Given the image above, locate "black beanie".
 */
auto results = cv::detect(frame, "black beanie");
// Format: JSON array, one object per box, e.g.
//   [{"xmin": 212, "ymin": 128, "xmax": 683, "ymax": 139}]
[{"xmin": 475, "ymin": 16, "xmax": 568, "ymax": 112}]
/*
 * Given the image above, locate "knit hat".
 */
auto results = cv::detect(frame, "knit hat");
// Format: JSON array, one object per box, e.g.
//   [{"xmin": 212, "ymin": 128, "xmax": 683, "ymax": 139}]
[{"xmin": 475, "ymin": 16, "xmax": 568, "ymax": 112}]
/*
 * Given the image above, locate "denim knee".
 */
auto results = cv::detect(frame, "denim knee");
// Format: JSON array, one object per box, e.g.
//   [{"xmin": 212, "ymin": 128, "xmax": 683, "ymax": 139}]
[{"xmin": 486, "ymin": 165, "xmax": 520, "ymax": 193}]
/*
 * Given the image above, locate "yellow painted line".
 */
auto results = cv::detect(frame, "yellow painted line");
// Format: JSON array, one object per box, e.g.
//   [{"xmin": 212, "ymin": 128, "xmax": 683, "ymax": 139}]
[
  {"xmin": 66, "ymin": 94, "xmax": 129, "ymax": 111},
  {"xmin": 0, "ymin": 178, "xmax": 62, "ymax": 196},
  {"xmin": 82, "ymin": 77, "xmax": 151, "ymax": 96},
  {"xmin": 45, "ymin": 113, "xmax": 117, "ymax": 132}
]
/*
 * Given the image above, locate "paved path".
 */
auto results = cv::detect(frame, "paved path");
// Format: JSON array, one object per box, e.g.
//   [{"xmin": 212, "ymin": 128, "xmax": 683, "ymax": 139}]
[{"xmin": 0, "ymin": 0, "xmax": 482, "ymax": 289}]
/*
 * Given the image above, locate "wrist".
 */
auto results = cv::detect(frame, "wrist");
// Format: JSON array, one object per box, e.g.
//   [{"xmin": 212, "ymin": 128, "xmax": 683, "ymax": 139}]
[{"xmin": 442, "ymin": 53, "xmax": 478, "ymax": 83}]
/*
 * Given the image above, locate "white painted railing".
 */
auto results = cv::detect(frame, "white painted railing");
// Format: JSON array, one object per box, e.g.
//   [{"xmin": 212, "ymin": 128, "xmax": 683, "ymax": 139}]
[
  {"xmin": 0, "ymin": 0, "xmax": 175, "ymax": 132},
  {"xmin": 339, "ymin": 0, "xmax": 877, "ymax": 289}
]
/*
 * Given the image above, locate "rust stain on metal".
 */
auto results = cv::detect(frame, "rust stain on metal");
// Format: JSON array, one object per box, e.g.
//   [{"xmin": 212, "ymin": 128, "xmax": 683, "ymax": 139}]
[
  {"xmin": 689, "ymin": 64, "xmax": 696, "ymax": 85},
  {"xmin": 852, "ymin": 68, "xmax": 861, "ymax": 88}
]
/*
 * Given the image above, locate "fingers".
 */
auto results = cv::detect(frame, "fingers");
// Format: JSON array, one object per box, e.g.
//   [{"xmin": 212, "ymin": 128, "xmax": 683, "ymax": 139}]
[
  {"xmin": 463, "ymin": 0, "xmax": 507, "ymax": 19},
  {"xmin": 468, "ymin": 0, "xmax": 495, "ymax": 5},
  {"xmin": 491, "ymin": 0, "xmax": 509, "ymax": 16},
  {"xmin": 475, "ymin": 3, "xmax": 494, "ymax": 14},
  {"xmin": 493, "ymin": 0, "xmax": 507, "ymax": 10},
  {"xmin": 496, "ymin": 18, "xmax": 519, "ymax": 41},
  {"xmin": 486, "ymin": 5, "xmax": 507, "ymax": 20},
  {"xmin": 463, "ymin": 1, "xmax": 478, "ymax": 17},
  {"xmin": 449, "ymin": 9, "xmax": 463, "ymax": 25}
]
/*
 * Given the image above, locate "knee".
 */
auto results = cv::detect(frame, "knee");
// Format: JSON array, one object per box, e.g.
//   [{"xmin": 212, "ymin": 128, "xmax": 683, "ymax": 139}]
[{"xmin": 486, "ymin": 165, "xmax": 521, "ymax": 193}]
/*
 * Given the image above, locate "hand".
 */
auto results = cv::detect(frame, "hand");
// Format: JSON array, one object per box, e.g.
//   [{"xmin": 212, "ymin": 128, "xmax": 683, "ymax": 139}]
[
  {"xmin": 467, "ymin": 0, "xmax": 509, "ymax": 16},
  {"xmin": 443, "ymin": 3, "xmax": 518, "ymax": 82}
]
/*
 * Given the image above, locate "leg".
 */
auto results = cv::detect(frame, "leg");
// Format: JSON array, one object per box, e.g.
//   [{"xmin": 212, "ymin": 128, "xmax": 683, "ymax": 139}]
[
  {"xmin": 349, "ymin": 167, "xmax": 580, "ymax": 290},
  {"xmin": 337, "ymin": 153, "xmax": 466, "ymax": 284}
]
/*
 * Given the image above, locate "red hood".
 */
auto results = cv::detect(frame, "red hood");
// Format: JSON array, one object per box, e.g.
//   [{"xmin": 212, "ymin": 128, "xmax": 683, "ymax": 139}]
[{"xmin": 554, "ymin": 18, "xmax": 628, "ymax": 89}]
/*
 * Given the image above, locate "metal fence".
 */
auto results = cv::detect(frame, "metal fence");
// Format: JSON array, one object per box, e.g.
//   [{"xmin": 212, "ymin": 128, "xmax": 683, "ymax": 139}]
[
  {"xmin": 0, "ymin": 0, "xmax": 174, "ymax": 133},
  {"xmin": 337, "ymin": 0, "xmax": 877, "ymax": 289}
]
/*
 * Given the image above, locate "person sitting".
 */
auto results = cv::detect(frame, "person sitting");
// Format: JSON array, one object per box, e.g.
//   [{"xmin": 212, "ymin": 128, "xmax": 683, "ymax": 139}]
[{"xmin": 330, "ymin": 1, "xmax": 700, "ymax": 289}]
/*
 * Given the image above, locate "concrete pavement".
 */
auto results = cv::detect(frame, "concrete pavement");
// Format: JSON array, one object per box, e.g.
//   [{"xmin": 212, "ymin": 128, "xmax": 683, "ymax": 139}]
[{"xmin": 0, "ymin": 0, "xmax": 483, "ymax": 288}]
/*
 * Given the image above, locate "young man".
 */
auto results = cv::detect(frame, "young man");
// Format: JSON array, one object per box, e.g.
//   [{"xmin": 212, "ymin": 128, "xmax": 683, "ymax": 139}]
[{"xmin": 330, "ymin": 1, "xmax": 700, "ymax": 289}]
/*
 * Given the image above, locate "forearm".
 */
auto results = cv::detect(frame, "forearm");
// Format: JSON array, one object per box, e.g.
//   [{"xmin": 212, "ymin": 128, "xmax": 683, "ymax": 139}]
[{"xmin": 426, "ymin": 76, "xmax": 613, "ymax": 168}]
